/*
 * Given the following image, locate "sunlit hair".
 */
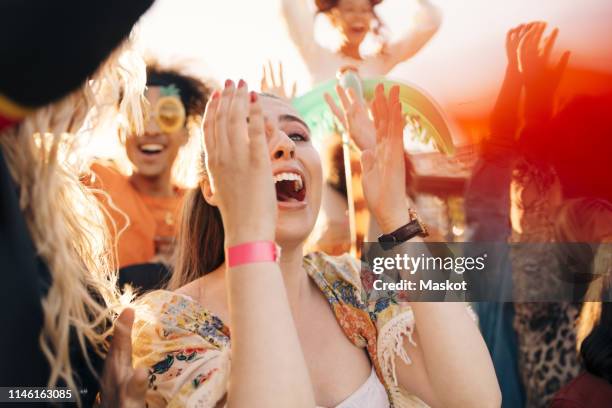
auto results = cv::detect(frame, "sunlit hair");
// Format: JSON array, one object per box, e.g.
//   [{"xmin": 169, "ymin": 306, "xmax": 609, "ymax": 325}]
[
  {"xmin": 576, "ymin": 245, "xmax": 612, "ymax": 383},
  {"xmin": 0, "ymin": 37, "xmax": 146, "ymax": 403},
  {"xmin": 553, "ymin": 198, "xmax": 612, "ymax": 348}
]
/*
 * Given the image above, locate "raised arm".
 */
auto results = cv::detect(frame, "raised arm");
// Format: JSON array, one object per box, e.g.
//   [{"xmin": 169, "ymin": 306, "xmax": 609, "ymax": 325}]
[
  {"xmin": 280, "ymin": 0, "xmax": 323, "ymax": 67},
  {"xmin": 324, "ymin": 84, "xmax": 420, "ymax": 241},
  {"xmin": 489, "ymin": 24, "xmax": 529, "ymax": 139},
  {"xmin": 394, "ymin": 303, "xmax": 501, "ymax": 408},
  {"xmin": 380, "ymin": 0, "xmax": 442, "ymax": 72},
  {"xmin": 518, "ymin": 22, "xmax": 570, "ymax": 127},
  {"xmin": 515, "ymin": 22, "xmax": 570, "ymax": 165},
  {"xmin": 464, "ymin": 24, "xmax": 532, "ymax": 242},
  {"xmin": 202, "ymin": 80, "xmax": 315, "ymax": 408},
  {"xmin": 361, "ymin": 84, "xmax": 501, "ymax": 407}
]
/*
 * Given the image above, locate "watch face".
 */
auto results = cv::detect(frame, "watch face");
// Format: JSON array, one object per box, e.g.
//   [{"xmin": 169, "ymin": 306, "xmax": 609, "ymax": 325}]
[
  {"xmin": 405, "ymin": 221, "xmax": 423, "ymax": 237},
  {"xmin": 378, "ymin": 234, "xmax": 397, "ymax": 243}
]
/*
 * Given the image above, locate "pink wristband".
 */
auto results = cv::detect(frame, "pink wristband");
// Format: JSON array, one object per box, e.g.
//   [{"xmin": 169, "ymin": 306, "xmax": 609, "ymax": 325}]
[{"xmin": 227, "ymin": 241, "xmax": 279, "ymax": 267}]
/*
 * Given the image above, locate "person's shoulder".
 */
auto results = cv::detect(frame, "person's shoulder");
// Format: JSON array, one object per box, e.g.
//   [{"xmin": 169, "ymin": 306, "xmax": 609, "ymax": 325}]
[
  {"xmin": 304, "ymin": 251, "xmax": 362, "ymax": 289},
  {"xmin": 132, "ymin": 290, "xmax": 178, "ymax": 329},
  {"xmin": 134, "ymin": 289, "xmax": 178, "ymax": 309},
  {"xmin": 134, "ymin": 289, "xmax": 229, "ymax": 345},
  {"xmin": 134, "ymin": 289, "xmax": 207, "ymax": 324},
  {"xmin": 90, "ymin": 159, "xmax": 124, "ymax": 177},
  {"xmin": 87, "ymin": 159, "xmax": 129, "ymax": 189},
  {"xmin": 304, "ymin": 252, "xmax": 369, "ymax": 312}
]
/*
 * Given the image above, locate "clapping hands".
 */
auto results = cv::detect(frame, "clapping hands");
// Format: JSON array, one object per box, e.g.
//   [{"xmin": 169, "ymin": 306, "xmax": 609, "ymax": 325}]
[
  {"xmin": 326, "ymin": 83, "xmax": 410, "ymax": 234},
  {"xmin": 324, "ymin": 85, "xmax": 376, "ymax": 152},
  {"xmin": 202, "ymin": 80, "xmax": 277, "ymax": 245}
]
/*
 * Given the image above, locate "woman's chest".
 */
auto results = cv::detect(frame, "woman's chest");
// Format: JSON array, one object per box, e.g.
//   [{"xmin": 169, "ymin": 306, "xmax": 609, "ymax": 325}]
[{"xmin": 296, "ymin": 298, "xmax": 373, "ymax": 407}]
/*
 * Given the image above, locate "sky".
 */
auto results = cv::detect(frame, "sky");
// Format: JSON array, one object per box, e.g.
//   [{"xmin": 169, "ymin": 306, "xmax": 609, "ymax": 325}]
[
  {"xmin": 86, "ymin": 0, "xmax": 612, "ymax": 168},
  {"xmin": 137, "ymin": 0, "xmax": 612, "ymax": 117}
]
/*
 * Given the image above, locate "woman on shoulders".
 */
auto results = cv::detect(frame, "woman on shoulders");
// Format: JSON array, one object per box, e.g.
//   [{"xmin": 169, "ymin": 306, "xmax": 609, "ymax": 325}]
[{"xmin": 281, "ymin": 0, "xmax": 442, "ymax": 84}]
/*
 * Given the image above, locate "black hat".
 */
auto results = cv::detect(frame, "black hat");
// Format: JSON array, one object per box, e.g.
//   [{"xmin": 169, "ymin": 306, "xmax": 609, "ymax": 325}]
[{"xmin": 0, "ymin": 0, "xmax": 154, "ymax": 110}]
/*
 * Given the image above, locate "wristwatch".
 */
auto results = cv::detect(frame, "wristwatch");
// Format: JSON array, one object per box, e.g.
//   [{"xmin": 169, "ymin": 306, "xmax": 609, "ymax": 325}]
[{"xmin": 378, "ymin": 210, "xmax": 428, "ymax": 249}]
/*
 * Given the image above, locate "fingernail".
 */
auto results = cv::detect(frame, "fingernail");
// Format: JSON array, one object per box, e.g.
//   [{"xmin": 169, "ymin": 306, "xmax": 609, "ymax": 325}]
[
  {"xmin": 238, "ymin": 79, "xmax": 246, "ymax": 88},
  {"xmin": 250, "ymin": 91, "xmax": 258, "ymax": 103},
  {"xmin": 225, "ymin": 79, "xmax": 233, "ymax": 88},
  {"xmin": 212, "ymin": 90, "xmax": 220, "ymax": 100}
]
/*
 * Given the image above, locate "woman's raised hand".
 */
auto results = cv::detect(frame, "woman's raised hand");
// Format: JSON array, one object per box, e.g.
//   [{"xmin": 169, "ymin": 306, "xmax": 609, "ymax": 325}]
[
  {"xmin": 506, "ymin": 23, "xmax": 531, "ymax": 72},
  {"xmin": 518, "ymin": 22, "xmax": 570, "ymax": 91},
  {"xmin": 489, "ymin": 23, "xmax": 533, "ymax": 138},
  {"xmin": 361, "ymin": 84, "xmax": 410, "ymax": 233},
  {"xmin": 99, "ymin": 309, "xmax": 147, "ymax": 408},
  {"xmin": 261, "ymin": 60, "xmax": 297, "ymax": 101},
  {"xmin": 202, "ymin": 80, "xmax": 277, "ymax": 245},
  {"xmin": 324, "ymin": 85, "xmax": 376, "ymax": 151},
  {"xmin": 518, "ymin": 22, "xmax": 570, "ymax": 121}
]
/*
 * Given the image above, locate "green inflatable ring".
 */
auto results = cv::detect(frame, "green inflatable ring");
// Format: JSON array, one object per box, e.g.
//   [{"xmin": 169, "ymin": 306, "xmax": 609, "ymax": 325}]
[{"xmin": 292, "ymin": 77, "xmax": 455, "ymax": 155}]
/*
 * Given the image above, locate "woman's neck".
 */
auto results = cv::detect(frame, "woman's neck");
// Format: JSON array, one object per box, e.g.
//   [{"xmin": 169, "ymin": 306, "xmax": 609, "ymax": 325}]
[
  {"xmin": 339, "ymin": 40, "xmax": 363, "ymax": 60},
  {"xmin": 278, "ymin": 243, "xmax": 310, "ymax": 312},
  {"xmin": 129, "ymin": 171, "xmax": 174, "ymax": 197},
  {"xmin": 202, "ymin": 243, "xmax": 311, "ymax": 321}
]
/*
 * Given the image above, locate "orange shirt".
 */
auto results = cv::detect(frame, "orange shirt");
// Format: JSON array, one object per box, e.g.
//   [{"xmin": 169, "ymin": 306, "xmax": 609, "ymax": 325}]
[{"xmin": 86, "ymin": 161, "xmax": 185, "ymax": 268}]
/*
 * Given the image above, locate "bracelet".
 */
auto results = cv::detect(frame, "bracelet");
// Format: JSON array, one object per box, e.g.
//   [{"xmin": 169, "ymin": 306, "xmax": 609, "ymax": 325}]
[
  {"xmin": 378, "ymin": 209, "xmax": 428, "ymax": 250},
  {"xmin": 227, "ymin": 241, "xmax": 279, "ymax": 267}
]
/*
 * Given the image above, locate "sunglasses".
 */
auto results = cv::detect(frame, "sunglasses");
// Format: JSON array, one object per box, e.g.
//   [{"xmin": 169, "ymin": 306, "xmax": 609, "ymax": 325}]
[{"xmin": 151, "ymin": 95, "xmax": 186, "ymax": 133}]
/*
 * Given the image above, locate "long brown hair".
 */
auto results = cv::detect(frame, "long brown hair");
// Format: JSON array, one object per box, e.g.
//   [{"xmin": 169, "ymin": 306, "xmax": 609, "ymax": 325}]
[{"xmin": 168, "ymin": 174, "xmax": 225, "ymax": 289}]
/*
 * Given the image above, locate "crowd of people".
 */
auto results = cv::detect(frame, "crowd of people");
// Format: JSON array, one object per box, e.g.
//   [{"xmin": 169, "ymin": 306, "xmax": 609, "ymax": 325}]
[{"xmin": 0, "ymin": 0, "xmax": 610, "ymax": 407}]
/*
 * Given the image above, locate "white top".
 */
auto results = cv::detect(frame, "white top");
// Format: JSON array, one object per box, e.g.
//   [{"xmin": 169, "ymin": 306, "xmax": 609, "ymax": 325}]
[
  {"xmin": 317, "ymin": 368, "xmax": 390, "ymax": 408},
  {"xmin": 281, "ymin": 0, "xmax": 442, "ymax": 85}
]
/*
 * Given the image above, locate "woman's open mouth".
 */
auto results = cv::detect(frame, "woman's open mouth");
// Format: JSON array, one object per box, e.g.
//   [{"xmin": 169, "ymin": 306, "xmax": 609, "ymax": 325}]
[
  {"xmin": 274, "ymin": 171, "xmax": 306, "ymax": 207},
  {"xmin": 139, "ymin": 143, "xmax": 166, "ymax": 156},
  {"xmin": 350, "ymin": 26, "xmax": 367, "ymax": 36}
]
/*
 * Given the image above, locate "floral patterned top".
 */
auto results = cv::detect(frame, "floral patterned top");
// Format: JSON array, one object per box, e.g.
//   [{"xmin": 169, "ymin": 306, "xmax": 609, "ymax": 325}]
[{"xmin": 131, "ymin": 252, "xmax": 429, "ymax": 407}]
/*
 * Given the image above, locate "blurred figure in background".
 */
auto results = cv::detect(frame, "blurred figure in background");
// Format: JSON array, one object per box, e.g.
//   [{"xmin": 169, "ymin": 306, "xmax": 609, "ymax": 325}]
[
  {"xmin": 85, "ymin": 64, "xmax": 212, "ymax": 288},
  {"xmin": 503, "ymin": 23, "xmax": 581, "ymax": 408},
  {"xmin": 510, "ymin": 22, "xmax": 612, "ymax": 407},
  {"xmin": 281, "ymin": 0, "xmax": 441, "ymax": 85},
  {"xmin": 550, "ymin": 199, "xmax": 612, "ymax": 408},
  {"xmin": 467, "ymin": 19, "xmax": 612, "ymax": 407},
  {"xmin": 464, "ymin": 23, "xmax": 533, "ymax": 408}
]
